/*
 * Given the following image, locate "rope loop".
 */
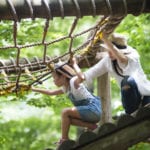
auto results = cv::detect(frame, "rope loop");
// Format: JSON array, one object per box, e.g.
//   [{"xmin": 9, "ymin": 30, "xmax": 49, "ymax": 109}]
[
  {"xmin": 42, "ymin": 0, "xmax": 53, "ymax": 19},
  {"xmin": 72, "ymin": 0, "xmax": 81, "ymax": 18},
  {"xmin": 7, "ymin": 0, "xmax": 18, "ymax": 21}
]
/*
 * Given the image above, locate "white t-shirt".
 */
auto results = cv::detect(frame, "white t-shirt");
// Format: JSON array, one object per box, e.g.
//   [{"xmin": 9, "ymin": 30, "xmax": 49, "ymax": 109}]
[
  {"xmin": 65, "ymin": 76, "xmax": 94, "ymax": 101},
  {"xmin": 84, "ymin": 46, "xmax": 150, "ymax": 96}
]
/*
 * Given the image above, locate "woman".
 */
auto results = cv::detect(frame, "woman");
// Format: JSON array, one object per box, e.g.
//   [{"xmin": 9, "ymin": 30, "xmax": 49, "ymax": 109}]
[{"xmin": 84, "ymin": 32, "xmax": 150, "ymax": 114}]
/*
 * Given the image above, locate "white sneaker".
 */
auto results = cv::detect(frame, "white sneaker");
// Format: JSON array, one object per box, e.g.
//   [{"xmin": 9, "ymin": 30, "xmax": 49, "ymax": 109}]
[
  {"xmin": 131, "ymin": 103, "xmax": 150, "ymax": 117},
  {"xmin": 144, "ymin": 103, "xmax": 150, "ymax": 108},
  {"xmin": 130, "ymin": 109, "xmax": 138, "ymax": 117}
]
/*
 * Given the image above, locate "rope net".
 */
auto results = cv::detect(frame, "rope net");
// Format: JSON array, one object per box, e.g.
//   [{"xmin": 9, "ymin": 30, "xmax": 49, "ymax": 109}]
[
  {"xmin": 0, "ymin": 16, "xmax": 122, "ymax": 95},
  {"xmin": 0, "ymin": 0, "xmax": 132, "ymax": 96}
]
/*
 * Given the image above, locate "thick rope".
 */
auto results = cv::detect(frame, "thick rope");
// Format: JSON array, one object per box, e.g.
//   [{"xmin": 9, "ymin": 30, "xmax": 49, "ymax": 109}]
[
  {"xmin": 0, "ymin": 0, "xmax": 130, "ymax": 96},
  {"xmin": 0, "ymin": 14, "xmax": 125, "ymax": 96}
]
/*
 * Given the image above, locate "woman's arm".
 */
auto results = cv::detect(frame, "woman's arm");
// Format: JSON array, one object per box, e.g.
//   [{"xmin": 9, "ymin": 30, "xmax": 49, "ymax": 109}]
[
  {"xmin": 101, "ymin": 32, "xmax": 128, "ymax": 65},
  {"xmin": 32, "ymin": 87, "xmax": 64, "ymax": 95}
]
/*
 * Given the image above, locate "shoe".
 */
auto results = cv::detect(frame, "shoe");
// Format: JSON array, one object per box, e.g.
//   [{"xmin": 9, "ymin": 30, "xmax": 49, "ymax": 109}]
[
  {"xmin": 144, "ymin": 103, "xmax": 150, "ymax": 108},
  {"xmin": 90, "ymin": 124, "xmax": 98, "ymax": 130},
  {"xmin": 131, "ymin": 103, "xmax": 150, "ymax": 117},
  {"xmin": 130, "ymin": 109, "xmax": 138, "ymax": 117},
  {"xmin": 84, "ymin": 124, "xmax": 98, "ymax": 132},
  {"xmin": 54, "ymin": 139, "xmax": 68, "ymax": 145}
]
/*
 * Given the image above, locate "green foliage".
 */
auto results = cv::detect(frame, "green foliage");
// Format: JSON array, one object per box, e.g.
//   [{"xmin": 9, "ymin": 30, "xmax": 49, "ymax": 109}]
[
  {"xmin": 129, "ymin": 142, "xmax": 150, "ymax": 150},
  {"xmin": 0, "ymin": 116, "xmax": 76, "ymax": 150},
  {"xmin": 0, "ymin": 21, "xmax": 14, "ymax": 46},
  {"xmin": 0, "ymin": 101, "xmax": 76, "ymax": 150}
]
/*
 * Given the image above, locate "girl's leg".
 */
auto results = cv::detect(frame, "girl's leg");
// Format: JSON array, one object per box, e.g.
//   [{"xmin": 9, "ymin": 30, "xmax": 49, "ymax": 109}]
[
  {"xmin": 70, "ymin": 118, "xmax": 97, "ymax": 130},
  {"xmin": 61, "ymin": 108, "xmax": 72, "ymax": 140},
  {"xmin": 121, "ymin": 76, "xmax": 141, "ymax": 114},
  {"xmin": 61, "ymin": 107, "xmax": 97, "ymax": 140}
]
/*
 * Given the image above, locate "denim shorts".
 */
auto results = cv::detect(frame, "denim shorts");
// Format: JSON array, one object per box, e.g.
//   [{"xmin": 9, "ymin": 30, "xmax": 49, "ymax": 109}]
[{"xmin": 75, "ymin": 97, "xmax": 101, "ymax": 123}]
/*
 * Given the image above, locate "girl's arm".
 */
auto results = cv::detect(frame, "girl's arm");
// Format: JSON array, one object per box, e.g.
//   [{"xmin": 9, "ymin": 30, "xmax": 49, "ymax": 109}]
[
  {"xmin": 101, "ymin": 32, "xmax": 128, "ymax": 65},
  {"xmin": 70, "ymin": 57, "xmax": 85, "ymax": 88},
  {"xmin": 32, "ymin": 87, "xmax": 64, "ymax": 95}
]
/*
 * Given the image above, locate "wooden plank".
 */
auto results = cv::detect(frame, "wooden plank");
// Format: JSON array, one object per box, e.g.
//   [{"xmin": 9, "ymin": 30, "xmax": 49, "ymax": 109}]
[
  {"xmin": 75, "ymin": 119, "xmax": 150, "ymax": 150},
  {"xmin": 0, "ymin": 0, "xmax": 150, "ymax": 20}
]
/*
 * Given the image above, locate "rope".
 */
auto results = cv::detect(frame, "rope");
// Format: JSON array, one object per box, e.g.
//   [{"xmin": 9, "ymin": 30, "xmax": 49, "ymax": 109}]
[
  {"xmin": 0, "ymin": 2, "xmax": 126, "ymax": 96},
  {"xmin": 77, "ymin": 16, "xmax": 110, "ymax": 56}
]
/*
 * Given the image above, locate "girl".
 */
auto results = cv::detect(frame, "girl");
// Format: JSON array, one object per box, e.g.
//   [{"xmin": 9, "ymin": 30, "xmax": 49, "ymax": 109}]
[{"xmin": 32, "ymin": 58, "xmax": 101, "ymax": 144}]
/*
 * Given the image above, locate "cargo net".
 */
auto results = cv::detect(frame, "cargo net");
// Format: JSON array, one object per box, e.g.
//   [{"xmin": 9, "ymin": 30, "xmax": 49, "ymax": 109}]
[{"xmin": 0, "ymin": 15, "xmax": 124, "ymax": 96}]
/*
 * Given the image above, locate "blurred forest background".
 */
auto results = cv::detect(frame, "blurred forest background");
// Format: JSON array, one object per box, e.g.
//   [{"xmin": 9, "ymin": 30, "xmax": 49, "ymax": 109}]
[{"xmin": 0, "ymin": 14, "xmax": 150, "ymax": 150}]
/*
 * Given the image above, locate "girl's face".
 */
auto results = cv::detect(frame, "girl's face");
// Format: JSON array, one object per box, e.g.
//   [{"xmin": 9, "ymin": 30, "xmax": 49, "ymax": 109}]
[{"xmin": 52, "ymin": 72, "xmax": 66, "ymax": 87}]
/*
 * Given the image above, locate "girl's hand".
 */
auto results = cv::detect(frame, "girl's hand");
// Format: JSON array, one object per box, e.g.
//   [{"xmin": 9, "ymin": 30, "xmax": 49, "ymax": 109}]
[{"xmin": 69, "ymin": 56, "xmax": 78, "ymax": 67}]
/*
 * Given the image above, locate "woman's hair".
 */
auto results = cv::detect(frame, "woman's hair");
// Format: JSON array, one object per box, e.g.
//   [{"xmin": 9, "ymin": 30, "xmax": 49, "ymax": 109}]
[{"xmin": 109, "ymin": 33, "xmax": 127, "ymax": 47}]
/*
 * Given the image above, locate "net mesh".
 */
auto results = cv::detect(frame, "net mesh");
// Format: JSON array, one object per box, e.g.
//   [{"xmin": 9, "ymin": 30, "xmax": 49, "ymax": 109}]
[{"xmin": 0, "ymin": 1, "xmax": 125, "ymax": 95}]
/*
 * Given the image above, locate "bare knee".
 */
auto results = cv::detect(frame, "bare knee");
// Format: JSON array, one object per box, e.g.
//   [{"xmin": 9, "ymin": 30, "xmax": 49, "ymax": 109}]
[{"xmin": 62, "ymin": 108, "xmax": 71, "ymax": 117}]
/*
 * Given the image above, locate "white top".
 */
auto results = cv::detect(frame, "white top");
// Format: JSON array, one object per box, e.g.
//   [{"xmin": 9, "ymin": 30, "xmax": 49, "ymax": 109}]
[
  {"xmin": 64, "ymin": 76, "xmax": 94, "ymax": 101},
  {"xmin": 84, "ymin": 46, "xmax": 150, "ymax": 96}
]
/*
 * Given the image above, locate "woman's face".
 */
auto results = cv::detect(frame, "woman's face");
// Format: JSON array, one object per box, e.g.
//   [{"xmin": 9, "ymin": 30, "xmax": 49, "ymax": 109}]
[{"xmin": 52, "ymin": 72, "xmax": 66, "ymax": 87}]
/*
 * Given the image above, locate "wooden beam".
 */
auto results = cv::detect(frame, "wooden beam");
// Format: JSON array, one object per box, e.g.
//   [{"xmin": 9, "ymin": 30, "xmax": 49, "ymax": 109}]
[
  {"xmin": 76, "ymin": 119, "xmax": 150, "ymax": 150},
  {"xmin": 0, "ymin": 0, "xmax": 150, "ymax": 20}
]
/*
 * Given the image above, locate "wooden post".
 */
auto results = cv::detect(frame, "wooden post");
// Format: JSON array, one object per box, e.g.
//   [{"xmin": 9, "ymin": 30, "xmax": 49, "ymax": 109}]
[{"xmin": 97, "ymin": 73, "xmax": 112, "ymax": 124}]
